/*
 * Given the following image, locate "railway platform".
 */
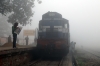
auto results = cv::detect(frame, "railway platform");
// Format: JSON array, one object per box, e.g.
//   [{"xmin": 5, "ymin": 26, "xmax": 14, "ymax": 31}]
[
  {"xmin": 0, "ymin": 45, "xmax": 35, "ymax": 55},
  {"xmin": 0, "ymin": 45, "xmax": 36, "ymax": 66}
]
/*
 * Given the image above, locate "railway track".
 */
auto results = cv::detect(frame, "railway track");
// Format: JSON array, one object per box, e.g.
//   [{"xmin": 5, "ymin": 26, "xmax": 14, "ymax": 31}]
[
  {"xmin": 23, "ymin": 53, "xmax": 73, "ymax": 66},
  {"xmin": 28, "ymin": 58, "xmax": 64, "ymax": 66}
]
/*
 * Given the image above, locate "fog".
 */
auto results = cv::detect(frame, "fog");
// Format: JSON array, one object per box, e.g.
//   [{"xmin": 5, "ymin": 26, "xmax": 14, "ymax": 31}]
[
  {"xmin": 0, "ymin": 0, "xmax": 99, "ymax": 49},
  {"xmin": 24, "ymin": 0, "xmax": 100, "ymax": 49}
]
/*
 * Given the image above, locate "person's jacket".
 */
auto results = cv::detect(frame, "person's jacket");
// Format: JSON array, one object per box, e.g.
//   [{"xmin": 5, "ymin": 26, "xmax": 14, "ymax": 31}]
[{"xmin": 12, "ymin": 26, "xmax": 17, "ymax": 34}]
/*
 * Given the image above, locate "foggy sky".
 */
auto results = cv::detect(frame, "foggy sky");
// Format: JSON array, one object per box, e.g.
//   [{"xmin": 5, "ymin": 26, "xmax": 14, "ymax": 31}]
[{"xmin": 21, "ymin": 0, "xmax": 100, "ymax": 49}]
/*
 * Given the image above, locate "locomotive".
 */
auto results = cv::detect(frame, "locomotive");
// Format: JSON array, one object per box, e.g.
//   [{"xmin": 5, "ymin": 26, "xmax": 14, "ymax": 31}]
[{"xmin": 36, "ymin": 12, "xmax": 70, "ymax": 57}]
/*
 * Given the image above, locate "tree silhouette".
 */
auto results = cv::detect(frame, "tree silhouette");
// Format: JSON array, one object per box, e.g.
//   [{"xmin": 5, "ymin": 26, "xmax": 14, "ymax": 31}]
[{"xmin": 0, "ymin": 0, "xmax": 41, "ymax": 25}]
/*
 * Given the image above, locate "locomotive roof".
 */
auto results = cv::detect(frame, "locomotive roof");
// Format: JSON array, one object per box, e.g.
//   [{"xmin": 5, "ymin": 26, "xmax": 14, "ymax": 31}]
[
  {"xmin": 42, "ymin": 12, "xmax": 62, "ymax": 19},
  {"xmin": 39, "ymin": 12, "xmax": 69, "ymax": 27}
]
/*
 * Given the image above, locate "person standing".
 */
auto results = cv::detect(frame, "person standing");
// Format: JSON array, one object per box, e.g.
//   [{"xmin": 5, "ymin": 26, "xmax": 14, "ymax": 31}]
[
  {"xmin": 12, "ymin": 22, "xmax": 18, "ymax": 48},
  {"xmin": 8, "ymin": 35, "xmax": 12, "ymax": 43},
  {"xmin": 25, "ymin": 36, "xmax": 29, "ymax": 45}
]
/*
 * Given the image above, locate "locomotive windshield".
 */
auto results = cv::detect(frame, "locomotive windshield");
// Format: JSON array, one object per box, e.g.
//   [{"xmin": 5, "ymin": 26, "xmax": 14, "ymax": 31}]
[
  {"xmin": 39, "ymin": 20, "xmax": 69, "ymax": 32},
  {"xmin": 38, "ymin": 20, "xmax": 69, "ymax": 39},
  {"xmin": 39, "ymin": 20, "xmax": 64, "ymax": 32}
]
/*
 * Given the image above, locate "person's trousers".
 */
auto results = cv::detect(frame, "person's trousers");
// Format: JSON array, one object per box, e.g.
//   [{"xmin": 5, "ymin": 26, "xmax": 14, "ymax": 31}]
[
  {"xmin": 26, "ymin": 41, "xmax": 28, "ymax": 45},
  {"xmin": 13, "ymin": 33, "xmax": 17, "ymax": 48}
]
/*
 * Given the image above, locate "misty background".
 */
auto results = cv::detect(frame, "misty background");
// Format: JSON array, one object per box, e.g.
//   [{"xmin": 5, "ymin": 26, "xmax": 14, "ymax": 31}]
[{"xmin": 0, "ymin": 0, "xmax": 100, "ymax": 50}]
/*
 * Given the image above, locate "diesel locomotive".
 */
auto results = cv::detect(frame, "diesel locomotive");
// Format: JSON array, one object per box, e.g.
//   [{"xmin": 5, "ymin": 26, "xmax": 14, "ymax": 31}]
[{"xmin": 36, "ymin": 12, "xmax": 70, "ymax": 57}]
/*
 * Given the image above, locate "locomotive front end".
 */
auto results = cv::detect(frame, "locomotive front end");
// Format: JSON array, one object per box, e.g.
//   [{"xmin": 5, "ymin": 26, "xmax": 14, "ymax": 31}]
[{"xmin": 36, "ymin": 12, "xmax": 70, "ymax": 57}]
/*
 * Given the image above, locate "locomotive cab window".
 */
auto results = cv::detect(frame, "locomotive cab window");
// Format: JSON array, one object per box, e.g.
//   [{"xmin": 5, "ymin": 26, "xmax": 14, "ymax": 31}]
[
  {"xmin": 54, "ymin": 26, "xmax": 62, "ymax": 28},
  {"xmin": 42, "ymin": 26, "xmax": 50, "ymax": 28},
  {"xmin": 42, "ymin": 26, "xmax": 50, "ymax": 32},
  {"xmin": 54, "ymin": 26, "xmax": 62, "ymax": 31}
]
